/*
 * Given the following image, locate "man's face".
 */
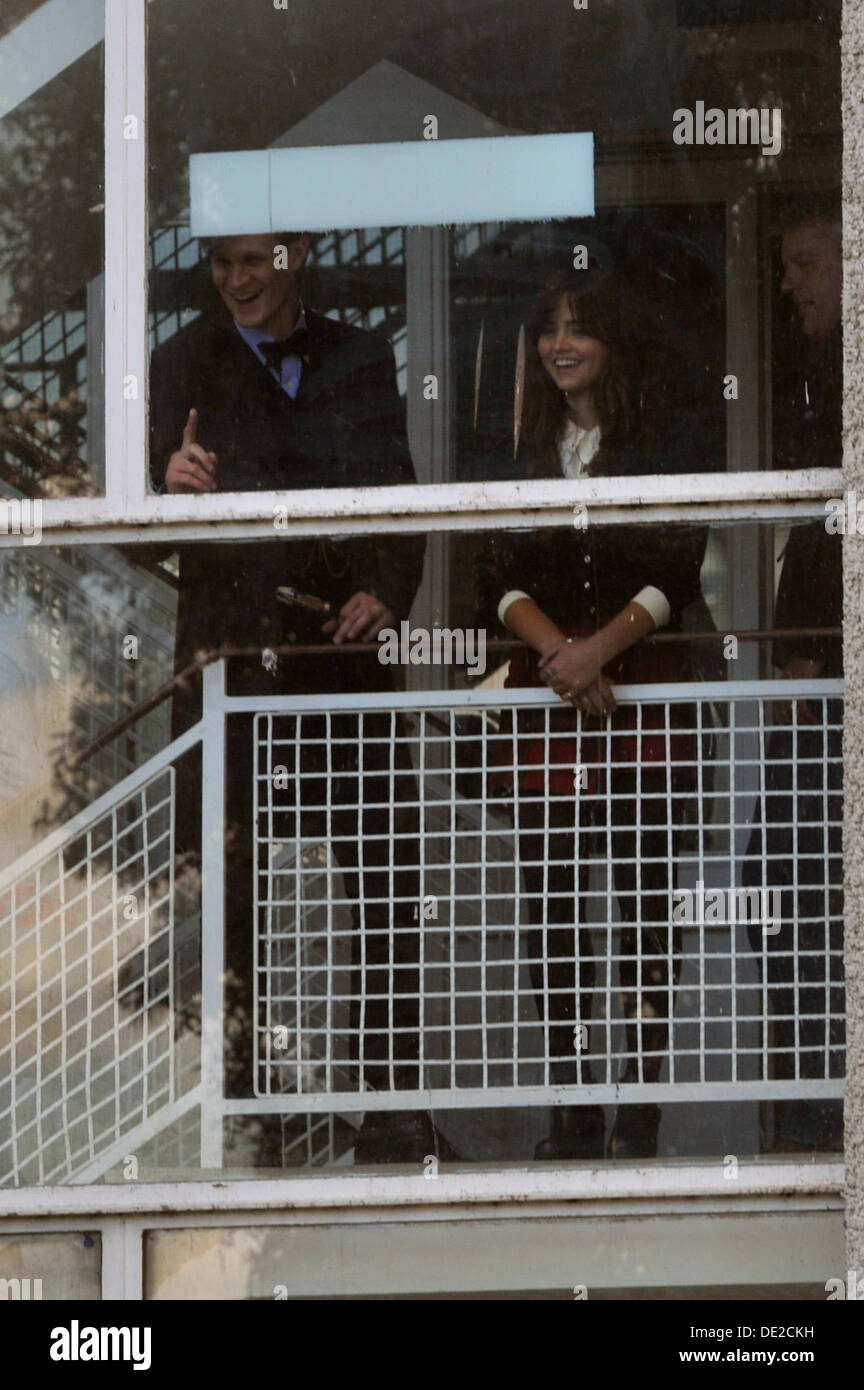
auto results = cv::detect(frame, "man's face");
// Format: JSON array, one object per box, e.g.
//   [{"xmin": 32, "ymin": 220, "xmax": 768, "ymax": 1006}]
[
  {"xmin": 780, "ymin": 222, "xmax": 842, "ymax": 342},
  {"xmin": 210, "ymin": 234, "xmax": 307, "ymax": 336}
]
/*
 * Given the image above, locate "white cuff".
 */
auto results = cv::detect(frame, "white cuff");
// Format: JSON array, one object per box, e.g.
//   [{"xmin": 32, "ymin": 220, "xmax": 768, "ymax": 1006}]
[
  {"xmin": 631, "ymin": 585, "xmax": 671, "ymax": 629},
  {"xmin": 498, "ymin": 589, "xmax": 531, "ymax": 625}
]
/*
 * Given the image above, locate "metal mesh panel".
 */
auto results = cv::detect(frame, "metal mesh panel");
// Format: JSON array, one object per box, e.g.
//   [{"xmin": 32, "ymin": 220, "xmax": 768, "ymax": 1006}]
[
  {"xmin": 252, "ymin": 688, "xmax": 844, "ymax": 1107},
  {"xmin": 1, "ymin": 305, "xmax": 89, "ymax": 489},
  {"xmin": 0, "ymin": 768, "xmax": 178, "ymax": 1185}
]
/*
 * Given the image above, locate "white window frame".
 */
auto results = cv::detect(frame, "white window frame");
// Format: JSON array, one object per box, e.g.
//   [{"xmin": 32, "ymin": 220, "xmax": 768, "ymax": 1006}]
[
  {"xmin": 0, "ymin": 0, "xmax": 850, "ymax": 1246},
  {"xmin": 0, "ymin": 1165, "xmax": 845, "ymax": 1300}
]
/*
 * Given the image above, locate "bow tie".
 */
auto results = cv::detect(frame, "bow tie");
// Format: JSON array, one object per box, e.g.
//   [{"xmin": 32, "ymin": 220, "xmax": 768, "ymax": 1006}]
[{"xmin": 260, "ymin": 328, "xmax": 316, "ymax": 371}]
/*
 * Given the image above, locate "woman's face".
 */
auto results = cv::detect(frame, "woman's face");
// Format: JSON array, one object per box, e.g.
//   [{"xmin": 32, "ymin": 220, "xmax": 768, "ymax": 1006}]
[{"xmin": 536, "ymin": 295, "xmax": 610, "ymax": 401}]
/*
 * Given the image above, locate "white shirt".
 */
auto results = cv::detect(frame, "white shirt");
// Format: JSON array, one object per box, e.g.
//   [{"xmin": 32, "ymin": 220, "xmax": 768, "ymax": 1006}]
[{"xmin": 558, "ymin": 418, "xmax": 601, "ymax": 477}]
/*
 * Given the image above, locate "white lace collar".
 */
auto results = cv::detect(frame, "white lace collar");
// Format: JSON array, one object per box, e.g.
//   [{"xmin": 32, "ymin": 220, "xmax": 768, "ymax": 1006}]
[{"xmin": 558, "ymin": 418, "xmax": 601, "ymax": 478}]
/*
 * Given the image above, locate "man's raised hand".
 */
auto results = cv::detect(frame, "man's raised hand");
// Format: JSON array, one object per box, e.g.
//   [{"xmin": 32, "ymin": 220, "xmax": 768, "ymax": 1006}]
[{"xmin": 165, "ymin": 409, "xmax": 218, "ymax": 493}]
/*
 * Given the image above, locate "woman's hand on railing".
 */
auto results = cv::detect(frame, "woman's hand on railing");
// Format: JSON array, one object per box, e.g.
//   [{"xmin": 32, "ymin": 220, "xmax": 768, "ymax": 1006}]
[
  {"xmin": 538, "ymin": 635, "xmax": 616, "ymax": 714},
  {"xmin": 573, "ymin": 673, "xmax": 617, "ymax": 716}
]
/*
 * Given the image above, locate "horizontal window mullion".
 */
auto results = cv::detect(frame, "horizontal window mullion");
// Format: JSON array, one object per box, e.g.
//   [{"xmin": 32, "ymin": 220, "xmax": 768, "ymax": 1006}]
[{"xmin": 0, "ymin": 468, "xmax": 845, "ymax": 546}]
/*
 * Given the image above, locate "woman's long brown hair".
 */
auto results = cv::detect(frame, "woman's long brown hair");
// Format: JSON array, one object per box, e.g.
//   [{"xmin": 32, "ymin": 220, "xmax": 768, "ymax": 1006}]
[{"xmin": 521, "ymin": 268, "xmax": 647, "ymax": 478}]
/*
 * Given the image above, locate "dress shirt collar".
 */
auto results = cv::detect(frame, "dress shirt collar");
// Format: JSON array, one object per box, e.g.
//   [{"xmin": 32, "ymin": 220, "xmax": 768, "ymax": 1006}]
[
  {"xmin": 234, "ymin": 305, "xmax": 308, "ymax": 399},
  {"xmin": 558, "ymin": 418, "xmax": 601, "ymax": 478},
  {"xmin": 234, "ymin": 303, "xmax": 307, "ymax": 359}
]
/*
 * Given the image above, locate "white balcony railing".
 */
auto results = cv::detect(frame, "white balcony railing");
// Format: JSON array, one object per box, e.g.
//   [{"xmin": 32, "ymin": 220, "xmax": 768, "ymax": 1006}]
[{"xmin": 0, "ymin": 661, "xmax": 845, "ymax": 1182}]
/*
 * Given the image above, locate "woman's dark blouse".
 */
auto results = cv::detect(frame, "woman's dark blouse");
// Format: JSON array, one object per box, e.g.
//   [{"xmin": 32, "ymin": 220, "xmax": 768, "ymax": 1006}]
[{"xmin": 492, "ymin": 439, "xmax": 707, "ymax": 636}]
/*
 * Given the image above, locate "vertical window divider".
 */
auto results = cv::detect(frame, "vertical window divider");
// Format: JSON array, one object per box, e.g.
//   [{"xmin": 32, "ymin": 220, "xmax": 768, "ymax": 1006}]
[{"xmin": 103, "ymin": 0, "xmax": 148, "ymax": 512}]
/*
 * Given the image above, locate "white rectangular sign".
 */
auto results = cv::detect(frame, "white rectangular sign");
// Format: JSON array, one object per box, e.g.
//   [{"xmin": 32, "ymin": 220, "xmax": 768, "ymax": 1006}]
[{"xmin": 190, "ymin": 132, "xmax": 594, "ymax": 234}]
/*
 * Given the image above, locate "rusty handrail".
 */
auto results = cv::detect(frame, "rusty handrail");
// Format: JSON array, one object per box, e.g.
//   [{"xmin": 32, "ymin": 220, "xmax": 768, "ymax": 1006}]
[{"xmin": 63, "ymin": 628, "xmax": 842, "ymax": 772}]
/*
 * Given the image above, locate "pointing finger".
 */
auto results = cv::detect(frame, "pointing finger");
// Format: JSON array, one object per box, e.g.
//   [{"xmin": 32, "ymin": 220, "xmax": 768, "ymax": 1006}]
[{"xmin": 181, "ymin": 408, "xmax": 198, "ymax": 450}]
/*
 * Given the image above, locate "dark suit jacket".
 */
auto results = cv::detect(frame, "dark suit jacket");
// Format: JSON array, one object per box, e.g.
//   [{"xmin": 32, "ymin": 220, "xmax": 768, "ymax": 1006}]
[
  {"xmin": 772, "ymin": 326, "xmax": 842, "ymax": 676},
  {"xmin": 149, "ymin": 306, "xmax": 425, "ymax": 722},
  {"xmin": 481, "ymin": 436, "xmax": 707, "ymax": 678}
]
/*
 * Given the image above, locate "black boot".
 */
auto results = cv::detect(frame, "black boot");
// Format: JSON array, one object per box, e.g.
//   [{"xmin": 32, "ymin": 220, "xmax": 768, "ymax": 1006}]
[
  {"xmin": 608, "ymin": 1103, "xmax": 661, "ymax": 1160},
  {"xmin": 534, "ymin": 1106, "xmax": 605, "ymax": 1161},
  {"xmin": 354, "ymin": 1110, "xmax": 461, "ymax": 1164}
]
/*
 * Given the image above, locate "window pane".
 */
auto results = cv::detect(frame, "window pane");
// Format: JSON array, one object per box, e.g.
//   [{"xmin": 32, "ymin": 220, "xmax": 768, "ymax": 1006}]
[
  {"xmin": 0, "ymin": 1231, "xmax": 100, "ymax": 1300},
  {"xmin": 0, "ymin": 521, "xmax": 844, "ymax": 1185},
  {"xmin": 0, "ymin": 11, "xmax": 104, "ymax": 499},
  {"xmin": 143, "ymin": 1218, "xmax": 843, "ymax": 1299},
  {"xmin": 146, "ymin": 0, "xmax": 839, "ymax": 499}
]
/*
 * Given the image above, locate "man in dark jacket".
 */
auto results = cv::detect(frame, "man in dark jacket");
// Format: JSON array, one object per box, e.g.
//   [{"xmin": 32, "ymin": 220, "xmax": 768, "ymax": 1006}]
[
  {"xmin": 151, "ymin": 232, "xmax": 422, "ymax": 696},
  {"xmin": 150, "ymin": 231, "xmax": 437, "ymax": 1164},
  {"xmin": 744, "ymin": 199, "xmax": 844, "ymax": 1153}
]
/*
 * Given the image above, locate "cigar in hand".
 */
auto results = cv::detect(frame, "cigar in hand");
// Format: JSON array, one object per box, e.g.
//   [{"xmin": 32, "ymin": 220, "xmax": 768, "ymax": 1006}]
[{"xmin": 276, "ymin": 586, "xmax": 332, "ymax": 616}]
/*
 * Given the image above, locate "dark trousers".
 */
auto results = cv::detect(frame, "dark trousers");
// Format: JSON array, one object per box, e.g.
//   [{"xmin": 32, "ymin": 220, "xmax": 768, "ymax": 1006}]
[
  {"xmin": 743, "ymin": 713, "xmax": 844, "ymax": 1149},
  {"xmin": 516, "ymin": 764, "xmax": 686, "ymax": 1091}
]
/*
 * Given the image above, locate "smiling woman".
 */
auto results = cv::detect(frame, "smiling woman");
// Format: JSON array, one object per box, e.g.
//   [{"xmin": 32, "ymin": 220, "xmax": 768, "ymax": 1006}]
[
  {"xmin": 494, "ymin": 268, "xmax": 708, "ymax": 1161},
  {"xmin": 536, "ymin": 301, "xmax": 610, "ymax": 430},
  {"xmin": 516, "ymin": 268, "xmax": 651, "ymax": 482}
]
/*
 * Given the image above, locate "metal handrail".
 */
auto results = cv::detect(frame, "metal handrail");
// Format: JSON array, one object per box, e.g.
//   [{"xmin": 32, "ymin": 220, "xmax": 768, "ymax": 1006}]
[{"xmin": 64, "ymin": 626, "xmax": 841, "ymax": 771}]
